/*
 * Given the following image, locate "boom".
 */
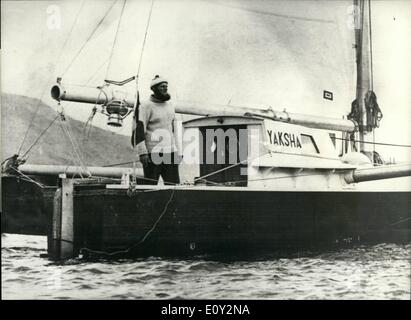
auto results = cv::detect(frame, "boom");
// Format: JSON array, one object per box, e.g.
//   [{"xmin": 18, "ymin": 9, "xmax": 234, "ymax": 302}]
[{"xmin": 51, "ymin": 83, "xmax": 357, "ymax": 132}]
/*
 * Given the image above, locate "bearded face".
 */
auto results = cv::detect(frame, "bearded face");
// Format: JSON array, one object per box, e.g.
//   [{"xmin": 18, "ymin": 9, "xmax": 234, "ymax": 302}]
[{"xmin": 152, "ymin": 82, "xmax": 171, "ymax": 101}]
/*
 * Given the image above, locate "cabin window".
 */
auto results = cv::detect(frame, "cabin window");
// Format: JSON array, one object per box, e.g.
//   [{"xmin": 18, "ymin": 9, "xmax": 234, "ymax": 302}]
[
  {"xmin": 301, "ymin": 134, "xmax": 319, "ymax": 154},
  {"xmin": 329, "ymin": 133, "xmax": 336, "ymax": 147}
]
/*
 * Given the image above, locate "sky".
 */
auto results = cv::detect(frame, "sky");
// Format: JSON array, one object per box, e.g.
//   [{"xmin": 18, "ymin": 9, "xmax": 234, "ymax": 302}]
[{"xmin": 1, "ymin": 0, "xmax": 411, "ymax": 163}]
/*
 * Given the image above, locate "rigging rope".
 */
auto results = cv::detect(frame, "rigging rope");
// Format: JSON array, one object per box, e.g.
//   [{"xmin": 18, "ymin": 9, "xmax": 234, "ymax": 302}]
[
  {"xmin": 130, "ymin": 0, "xmax": 155, "ymax": 114},
  {"xmin": 58, "ymin": 121, "xmax": 86, "ymax": 179},
  {"xmin": 217, "ymin": 171, "xmax": 338, "ymax": 187},
  {"xmin": 57, "ymin": 105, "xmax": 91, "ymax": 178},
  {"xmin": 136, "ymin": 0, "xmax": 155, "ymax": 79},
  {"xmin": 205, "ymin": 162, "xmax": 409, "ymax": 187},
  {"xmin": 80, "ymin": 188, "xmax": 175, "ymax": 258},
  {"xmin": 17, "ymin": 94, "xmax": 48, "ymax": 155},
  {"xmin": 57, "ymin": 115, "xmax": 80, "ymax": 168},
  {"xmin": 81, "ymin": 85, "xmax": 108, "ymax": 141},
  {"xmin": 130, "ymin": 0, "xmax": 155, "ymax": 172},
  {"xmin": 55, "ymin": 0, "xmax": 87, "ymax": 75},
  {"xmin": 105, "ymin": 0, "xmax": 127, "ymax": 80},
  {"xmin": 190, "ymin": 149, "xmax": 349, "ymax": 187},
  {"xmin": 82, "ymin": 106, "xmax": 97, "ymax": 141},
  {"xmin": 65, "ymin": 122, "xmax": 90, "ymax": 177},
  {"xmin": 100, "ymin": 132, "xmax": 411, "ymax": 170},
  {"xmin": 20, "ymin": 115, "xmax": 60, "ymax": 160},
  {"xmin": 103, "ymin": 161, "xmax": 135, "ymax": 167},
  {"xmin": 194, "ymin": 156, "xmax": 250, "ymax": 183},
  {"xmin": 61, "ymin": 0, "xmax": 118, "ymax": 78},
  {"xmin": 86, "ymin": 58, "xmax": 110, "ymax": 85},
  {"xmin": 333, "ymin": 137, "xmax": 411, "ymax": 148},
  {"xmin": 17, "ymin": 0, "xmax": 87, "ymax": 157},
  {"xmin": 10, "ymin": 167, "xmax": 46, "ymax": 189}
]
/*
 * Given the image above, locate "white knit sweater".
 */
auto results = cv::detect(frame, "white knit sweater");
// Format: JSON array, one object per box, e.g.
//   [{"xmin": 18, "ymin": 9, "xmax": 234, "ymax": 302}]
[{"xmin": 135, "ymin": 96, "xmax": 181, "ymax": 156}]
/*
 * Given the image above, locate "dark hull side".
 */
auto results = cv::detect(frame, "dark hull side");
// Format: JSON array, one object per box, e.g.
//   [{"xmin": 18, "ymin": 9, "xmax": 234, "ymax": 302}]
[
  {"xmin": 67, "ymin": 186, "xmax": 410, "ymax": 258},
  {"xmin": 1, "ymin": 175, "xmax": 57, "ymax": 235}
]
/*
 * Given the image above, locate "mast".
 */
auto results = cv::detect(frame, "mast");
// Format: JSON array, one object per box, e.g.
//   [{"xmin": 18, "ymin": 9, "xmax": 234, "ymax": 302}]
[{"xmin": 354, "ymin": 0, "xmax": 380, "ymax": 155}]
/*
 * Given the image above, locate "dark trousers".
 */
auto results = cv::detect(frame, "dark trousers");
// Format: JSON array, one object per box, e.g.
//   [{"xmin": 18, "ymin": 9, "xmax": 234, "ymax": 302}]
[{"xmin": 139, "ymin": 152, "xmax": 180, "ymax": 185}]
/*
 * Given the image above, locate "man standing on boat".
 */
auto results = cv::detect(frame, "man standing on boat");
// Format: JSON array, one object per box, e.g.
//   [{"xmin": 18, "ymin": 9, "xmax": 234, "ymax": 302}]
[{"xmin": 132, "ymin": 75, "xmax": 182, "ymax": 185}]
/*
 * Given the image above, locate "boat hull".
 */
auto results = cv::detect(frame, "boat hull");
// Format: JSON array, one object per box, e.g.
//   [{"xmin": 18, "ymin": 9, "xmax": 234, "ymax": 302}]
[
  {"xmin": 52, "ymin": 183, "xmax": 410, "ymax": 259},
  {"xmin": 1, "ymin": 175, "xmax": 57, "ymax": 235}
]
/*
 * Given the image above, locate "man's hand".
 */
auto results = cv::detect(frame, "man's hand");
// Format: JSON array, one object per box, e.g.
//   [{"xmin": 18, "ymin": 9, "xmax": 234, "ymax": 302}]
[
  {"xmin": 139, "ymin": 154, "xmax": 150, "ymax": 167},
  {"xmin": 174, "ymin": 154, "xmax": 184, "ymax": 164}
]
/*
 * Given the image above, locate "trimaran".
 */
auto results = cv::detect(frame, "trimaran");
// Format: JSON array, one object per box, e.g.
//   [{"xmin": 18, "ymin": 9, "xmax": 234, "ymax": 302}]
[{"xmin": 2, "ymin": 0, "xmax": 410, "ymax": 259}]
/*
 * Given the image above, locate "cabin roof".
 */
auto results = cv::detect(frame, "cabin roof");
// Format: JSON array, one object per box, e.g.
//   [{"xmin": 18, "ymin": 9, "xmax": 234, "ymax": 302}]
[
  {"xmin": 254, "ymin": 153, "xmax": 356, "ymax": 170},
  {"xmin": 183, "ymin": 115, "xmax": 263, "ymax": 128}
]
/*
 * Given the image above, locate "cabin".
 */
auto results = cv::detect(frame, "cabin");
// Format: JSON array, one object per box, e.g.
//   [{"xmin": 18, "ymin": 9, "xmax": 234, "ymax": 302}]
[{"xmin": 180, "ymin": 115, "xmax": 356, "ymax": 191}]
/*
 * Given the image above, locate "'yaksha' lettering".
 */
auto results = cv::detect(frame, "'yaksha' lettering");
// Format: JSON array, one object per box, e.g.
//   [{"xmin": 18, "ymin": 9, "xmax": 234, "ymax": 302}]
[{"xmin": 267, "ymin": 130, "xmax": 302, "ymax": 148}]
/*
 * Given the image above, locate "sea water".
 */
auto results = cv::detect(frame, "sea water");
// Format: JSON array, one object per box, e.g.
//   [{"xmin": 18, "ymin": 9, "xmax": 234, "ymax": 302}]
[{"xmin": 1, "ymin": 233, "xmax": 410, "ymax": 299}]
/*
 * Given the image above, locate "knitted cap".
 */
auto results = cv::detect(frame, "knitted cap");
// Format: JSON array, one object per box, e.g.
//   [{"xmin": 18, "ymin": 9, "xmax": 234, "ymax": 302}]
[{"xmin": 150, "ymin": 75, "xmax": 168, "ymax": 89}]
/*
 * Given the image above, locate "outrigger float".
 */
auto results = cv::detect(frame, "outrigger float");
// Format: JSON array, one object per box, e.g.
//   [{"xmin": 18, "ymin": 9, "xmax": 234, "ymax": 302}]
[{"xmin": 2, "ymin": 0, "xmax": 410, "ymax": 259}]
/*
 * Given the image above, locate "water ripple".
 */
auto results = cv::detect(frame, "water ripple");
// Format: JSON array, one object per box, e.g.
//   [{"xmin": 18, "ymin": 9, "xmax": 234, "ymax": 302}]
[{"xmin": 1, "ymin": 234, "xmax": 410, "ymax": 299}]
